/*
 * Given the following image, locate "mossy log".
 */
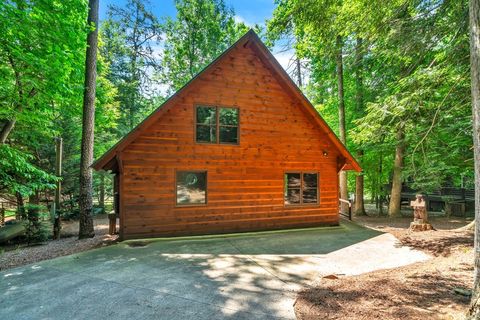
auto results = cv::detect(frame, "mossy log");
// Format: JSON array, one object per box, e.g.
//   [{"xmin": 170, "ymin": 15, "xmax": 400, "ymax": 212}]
[{"xmin": 0, "ymin": 223, "xmax": 25, "ymax": 243}]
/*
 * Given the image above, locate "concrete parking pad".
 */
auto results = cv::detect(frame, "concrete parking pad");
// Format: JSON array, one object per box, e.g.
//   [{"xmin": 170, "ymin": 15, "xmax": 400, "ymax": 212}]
[{"xmin": 0, "ymin": 221, "xmax": 430, "ymax": 319}]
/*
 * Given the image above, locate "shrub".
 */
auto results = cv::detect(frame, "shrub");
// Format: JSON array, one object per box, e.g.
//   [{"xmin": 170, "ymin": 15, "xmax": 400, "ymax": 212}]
[{"xmin": 22, "ymin": 204, "xmax": 51, "ymax": 244}]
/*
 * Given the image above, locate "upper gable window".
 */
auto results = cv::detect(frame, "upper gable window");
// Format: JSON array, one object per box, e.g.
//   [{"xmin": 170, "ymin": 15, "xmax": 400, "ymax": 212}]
[{"xmin": 196, "ymin": 106, "xmax": 239, "ymax": 144}]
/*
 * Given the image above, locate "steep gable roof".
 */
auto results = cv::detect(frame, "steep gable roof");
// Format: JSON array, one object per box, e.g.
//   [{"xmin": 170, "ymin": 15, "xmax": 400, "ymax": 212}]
[{"xmin": 93, "ymin": 30, "xmax": 361, "ymax": 172}]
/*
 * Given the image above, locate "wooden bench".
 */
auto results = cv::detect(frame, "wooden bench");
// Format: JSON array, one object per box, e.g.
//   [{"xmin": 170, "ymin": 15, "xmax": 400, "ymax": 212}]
[{"xmin": 392, "ymin": 185, "xmax": 474, "ymax": 215}]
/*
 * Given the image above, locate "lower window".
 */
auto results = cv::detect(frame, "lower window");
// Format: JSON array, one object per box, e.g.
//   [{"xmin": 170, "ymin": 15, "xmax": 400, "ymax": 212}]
[
  {"xmin": 284, "ymin": 172, "xmax": 318, "ymax": 205},
  {"xmin": 176, "ymin": 171, "xmax": 207, "ymax": 205}
]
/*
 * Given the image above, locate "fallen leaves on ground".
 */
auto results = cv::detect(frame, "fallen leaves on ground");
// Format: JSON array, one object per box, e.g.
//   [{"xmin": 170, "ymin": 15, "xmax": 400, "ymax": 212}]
[
  {"xmin": 295, "ymin": 215, "xmax": 474, "ymax": 320},
  {"xmin": 0, "ymin": 216, "xmax": 118, "ymax": 271}
]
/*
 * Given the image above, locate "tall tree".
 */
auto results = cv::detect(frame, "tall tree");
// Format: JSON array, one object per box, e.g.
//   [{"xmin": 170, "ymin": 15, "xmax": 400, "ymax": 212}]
[
  {"xmin": 354, "ymin": 37, "xmax": 366, "ymax": 216},
  {"xmin": 270, "ymin": 0, "xmax": 471, "ymax": 216},
  {"xmin": 388, "ymin": 125, "xmax": 405, "ymax": 217},
  {"xmin": 161, "ymin": 0, "xmax": 250, "ymax": 92},
  {"xmin": 79, "ymin": 0, "xmax": 99, "ymax": 239},
  {"xmin": 336, "ymin": 35, "xmax": 349, "ymax": 210},
  {"xmin": 101, "ymin": 0, "xmax": 162, "ymax": 134},
  {"xmin": 0, "ymin": 0, "xmax": 87, "ymax": 144},
  {"xmin": 352, "ymin": 0, "xmax": 470, "ymax": 215},
  {"xmin": 468, "ymin": 0, "xmax": 480, "ymax": 317},
  {"xmin": 0, "ymin": 0, "xmax": 87, "ymax": 203}
]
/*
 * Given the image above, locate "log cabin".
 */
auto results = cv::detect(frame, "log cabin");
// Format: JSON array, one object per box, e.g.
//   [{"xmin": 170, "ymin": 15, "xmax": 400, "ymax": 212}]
[{"xmin": 93, "ymin": 30, "xmax": 361, "ymax": 240}]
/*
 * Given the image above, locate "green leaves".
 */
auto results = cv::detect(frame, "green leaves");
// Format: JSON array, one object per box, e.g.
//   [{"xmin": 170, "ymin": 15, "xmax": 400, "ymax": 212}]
[
  {"xmin": 269, "ymin": 0, "xmax": 472, "ymax": 193},
  {"xmin": 160, "ymin": 0, "xmax": 249, "ymax": 92},
  {"xmin": 0, "ymin": 0, "xmax": 120, "ymax": 203},
  {"xmin": 100, "ymin": 0, "xmax": 163, "ymax": 135},
  {"xmin": 0, "ymin": 0, "xmax": 88, "ymax": 141},
  {"xmin": 0, "ymin": 144, "xmax": 58, "ymax": 196}
]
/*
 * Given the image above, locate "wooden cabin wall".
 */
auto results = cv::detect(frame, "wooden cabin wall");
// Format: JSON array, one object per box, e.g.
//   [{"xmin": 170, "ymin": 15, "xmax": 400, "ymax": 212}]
[{"xmin": 118, "ymin": 44, "xmax": 341, "ymax": 239}]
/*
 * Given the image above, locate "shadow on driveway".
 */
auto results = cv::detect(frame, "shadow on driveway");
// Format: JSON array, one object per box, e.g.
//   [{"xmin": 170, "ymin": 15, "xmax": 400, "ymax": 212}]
[{"xmin": 0, "ymin": 221, "xmax": 425, "ymax": 319}]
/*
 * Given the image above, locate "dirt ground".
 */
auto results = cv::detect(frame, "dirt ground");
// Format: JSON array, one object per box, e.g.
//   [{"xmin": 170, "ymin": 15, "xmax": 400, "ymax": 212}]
[
  {"xmin": 295, "ymin": 214, "xmax": 475, "ymax": 320},
  {"xmin": 0, "ymin": 215, "xmax": 118, "ymax": 271}
]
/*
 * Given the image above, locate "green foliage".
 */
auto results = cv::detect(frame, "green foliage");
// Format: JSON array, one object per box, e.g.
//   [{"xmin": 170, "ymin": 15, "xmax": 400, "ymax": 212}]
[
  {"xmin": 100, "ymin": 0, "xmax": 162, "ymax": 134},
  {"xmin": 22, "ymin": 204, "xmax": 51, "ymax": 244},
  {"xmin": 160, "ymin": 0, "xmax": 252, "ymax": 91},
  {"xmin": 0, "ymin": 145, "xmax": 57, "ymax": 196},
  {"xmin": 352, "ymin": 0, "xmax": 471, "ymax": 192},
  {"xmin": 0, "ymin": 0, "xmax": 88, "ymax": 135},
  {"xmin": 0, "ymin": 0, "xmax": 86, "ymax": 199},
  {"xmin": 0, "ymin": 0, "xmax": 472, "ymax": 220},
  {"xmin": 269, "ymin": 0, "xmax": 472, "ymax": 198},
  {"xmin": 0, "ymin": 0, "xmax": 120, "ymax": 213}
]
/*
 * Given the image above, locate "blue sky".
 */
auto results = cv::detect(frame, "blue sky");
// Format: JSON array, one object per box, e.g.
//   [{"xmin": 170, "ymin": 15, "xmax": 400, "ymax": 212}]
[
  {"xmin": 100, "ymin": 0, "xmax": 276, "ymax": 26},
  {"xmin": 99, "ymin": 0, "xmax": 296, "ymax": 73}
]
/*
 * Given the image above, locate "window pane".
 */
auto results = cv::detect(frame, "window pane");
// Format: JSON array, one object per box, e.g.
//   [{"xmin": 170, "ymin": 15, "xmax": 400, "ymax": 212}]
[
  {"xmin": 196, "ymin": 125, "xmax": 216, "ymax": 143},
  {"xmin": 303, "ymin": 173, "xmax": 318, "ymax": 188},
  {"xmin": 196, "ymin": 106, "xmax": 216, "ymax": 125},
  {"xmin": 303, "ymin": 188, "xmax": 318, "ymax": 203},
  {"xmin": 285, "ymin": 188, "xmax": 301, "ymax": 205},
  {"xmin": 219, "ymin": 126, "xmax": 238, "ymax": 144},
  {"xmin": 219, "ymin": 108, "xmax": 238, "ymax": 126},
  {"xmin": 285, "ymin": 173, "xmax": 301, "ymax": 188},
  {"xmin": 176, "ymin": 171, "xmax": 207, "ymax": 205}
]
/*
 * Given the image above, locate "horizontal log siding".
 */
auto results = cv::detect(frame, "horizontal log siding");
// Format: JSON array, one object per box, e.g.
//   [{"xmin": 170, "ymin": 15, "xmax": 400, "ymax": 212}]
[{"xmin": 120, "ymin": 45, "xmax": 340, "ymax": 239}]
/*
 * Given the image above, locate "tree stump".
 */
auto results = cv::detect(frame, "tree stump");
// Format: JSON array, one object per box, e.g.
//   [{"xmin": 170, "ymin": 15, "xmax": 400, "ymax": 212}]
[
  {"xmin": 410, "ymin": 219, "xmax": 433, "ymax": 231},
  {"xmin": 410, "ymin": 195, "xmax": 433, "ymax": 231}
]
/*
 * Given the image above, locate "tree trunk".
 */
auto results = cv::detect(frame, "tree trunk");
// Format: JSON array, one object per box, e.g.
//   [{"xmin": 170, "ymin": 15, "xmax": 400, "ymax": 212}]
[
  {"xmin": 78, "ymin": 0, "xmax": 99, "ymax": 239},
  {"xmin": 388, "ymin": 126, "xmax": 405, "ymax": 217},
  {"xmin": 355, "ymin": 151, "xmax": 366, "ymax": 215},
  {"xmin": 53, "ymin": 137, "xmax": 62, "ymax": 240},
  {"xmin": 99, "ymin": 172, "xmax": 105, "ymax": 214},
  {"xmin": 15, "ymin": 191, "xmax": 24, "ymax": 220},
  {"xmin": 468, "ymin": 0, "xmax": 480, "ymax": 317},
  {"xmin": 28, "ymin": 192, "xmax": 39, "ymax": 205},
  {"xmin": 378, "ymin": 152, "xmax": 384, "ymax": 215},
  {"xmin": 354, "ymin": 38, "xmax": 366, "ymax": 216},
  {"xmin": 296, "ymin": 57, "xmax": 302, "ymax": 87},
  {"xmin": 336, "ymin": 36, "xmax": 346, "ymax": 145},
  {"xmin": 336, "ymin": 35, "xmax": 348, "ymax": 212},
  {"xmin": 0, "ymin": 119, "xmax": 16, "ymax": 144}
]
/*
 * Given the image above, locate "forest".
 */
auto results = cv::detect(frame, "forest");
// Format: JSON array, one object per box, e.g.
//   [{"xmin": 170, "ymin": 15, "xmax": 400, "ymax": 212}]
[
  {"xmin": 0, "ymin": 0, "xmax": 473, "ymax": 225},
  {"xmin": 0, "ymin": 0, "xmax": 480, "ymax": 319}
]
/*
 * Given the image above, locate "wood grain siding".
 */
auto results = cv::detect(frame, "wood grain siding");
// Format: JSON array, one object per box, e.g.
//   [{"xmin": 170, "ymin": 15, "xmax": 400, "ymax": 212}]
[{"xmin": 119, "ymin": 45, "xmax": 340, "ymax": 239}]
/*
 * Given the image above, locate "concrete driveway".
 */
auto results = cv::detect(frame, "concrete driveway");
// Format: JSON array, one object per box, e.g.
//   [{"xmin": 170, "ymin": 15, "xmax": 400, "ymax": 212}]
[{"xmin": 0, "ymin": 221, "xmax": 429, "ymax": 319}]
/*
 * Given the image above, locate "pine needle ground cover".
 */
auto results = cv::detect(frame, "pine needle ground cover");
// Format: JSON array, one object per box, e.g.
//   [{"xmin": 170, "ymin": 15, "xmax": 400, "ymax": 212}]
[{"xmin": 295, "ymin": 216, "xmax": 474, "ymax": 320}]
